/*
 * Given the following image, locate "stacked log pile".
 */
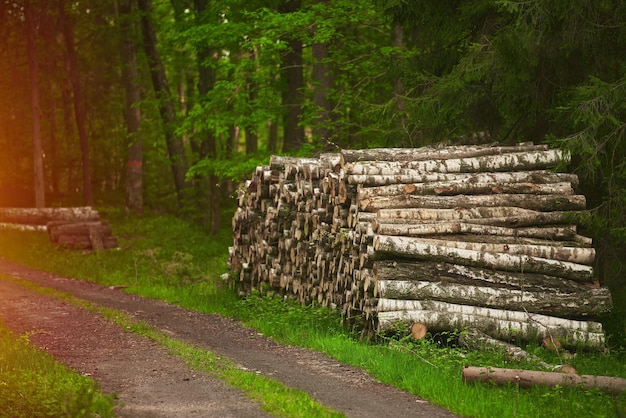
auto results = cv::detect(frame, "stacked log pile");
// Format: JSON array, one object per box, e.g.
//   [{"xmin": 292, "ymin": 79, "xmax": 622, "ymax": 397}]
[
  {"xmin": 0, "ymin": 207, "xmax": 118, "ymax": 250},
  {"xmin": 229, "ymin": 143, "xmax": 613, "ymax": 349}
]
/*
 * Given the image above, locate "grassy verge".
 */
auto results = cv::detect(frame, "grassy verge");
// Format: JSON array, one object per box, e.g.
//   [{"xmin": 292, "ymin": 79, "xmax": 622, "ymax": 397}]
[
  {"xmin": 1, "ymin": 208, "xmax": 625, "ymax": 417},
  {"xmin": 0, "ymin": 317, "xmax": 115, "ymax": 417},
  {"xmin": 1, "ymin": 274, "xmax": 342, "ymax": 418}
]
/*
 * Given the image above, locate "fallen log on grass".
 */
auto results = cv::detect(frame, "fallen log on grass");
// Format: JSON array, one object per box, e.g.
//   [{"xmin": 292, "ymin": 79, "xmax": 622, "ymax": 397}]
[
  {"xmin": 0, "ymin": 206, "xmax": 99, "ymax": 225},
  {"xmin": 462, "ymin": 366, "xmax": 626, "ymax": 394}
]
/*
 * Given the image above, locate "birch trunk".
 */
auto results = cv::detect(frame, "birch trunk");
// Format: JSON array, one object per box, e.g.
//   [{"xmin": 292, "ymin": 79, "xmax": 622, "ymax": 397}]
[
  {"xmin": 373, "ymin": 261, "xmax": 595, "ymax": 292},
  {"xmin": 348, "ymin": 149, "xmax": 567, "ymax": 175},
  {"xmin": 375, "ymin": 206, "xmax": 583, "ymax": 222},
  {"xmin": 0, "ymin": 207, "xmax": 99, "ymax": 225},
  {"xmin": 341, "ymin": 144, "xmax": 548, "ymax": 163},
  {"xmin": 374, "ymin": 281, "xmax": 611, "ymax": 317},
  {"xmin": 360, "ymin": 193, "xmax": 586, "ymax": 212},
  {"xmin": 348, "ymin": 171, "xmax": 579, "ymax": 187},
  {"xmin": 372, "ymin": 237, "xmax": 595, "ymax": 264},
  {"xmin": 377, "ymin": 305, "xmax": 605, "ymax": 349},
  {"xmin": 372, "ymin": 235, "xmax": 594, "ymax": 280},
  {"xmin": 373, "ymin": 221, "xmax": 580, "ymax": 241},
  {"xmin": 357, "ymin": 182, "xmax": 573, "ymax": 200}
]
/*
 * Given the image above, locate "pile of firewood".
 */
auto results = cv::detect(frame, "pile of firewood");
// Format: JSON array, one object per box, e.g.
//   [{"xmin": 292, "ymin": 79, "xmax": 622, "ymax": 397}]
[
  {"xmin": 229, "ymin": 143, "xmax": 613, "ymax": 349},
  {"xmin": 0, "ymin": 206, "xmax": 118, "ymax": 250}
]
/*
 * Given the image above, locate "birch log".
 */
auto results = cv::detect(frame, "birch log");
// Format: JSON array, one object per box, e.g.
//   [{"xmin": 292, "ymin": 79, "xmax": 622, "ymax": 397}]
[
  {"xmin": 0, "ymin": 207, "xmax": 99, "ymax": 225},
  {"xmin": 360, "ymin": 193, "xmax": 586, "ymax": 212},
  {"xmin": 377, "ymin": 305, "xmax": 605, "ymax": 349},
  {"xmin": 374, "ymin": 280, "xmax": 612, "ymax": 317},
  {"xmin": 348, "ymin": 149, "xmax": 567, "ymax": 175},
  {"xmin": 348, "ymin": 171, "xmax": 579, "ymax": 187},
  {"xmin": 373, "ymin": 261, "xmax": 595, "ymax": 293},
  {"xmin": 372, "ymin": 235, "xmax": 594, "ymax": 281},
  {"xmin": 357, "ymin": 182, "xmax": 573, "ymax": 200},
  {"xmin": 376, "ymin": 237, "xmax": 595, "ymax": 264},
  {"xmin": 341, "ymin": 144, "xmax": 548, "ymax": 163}
]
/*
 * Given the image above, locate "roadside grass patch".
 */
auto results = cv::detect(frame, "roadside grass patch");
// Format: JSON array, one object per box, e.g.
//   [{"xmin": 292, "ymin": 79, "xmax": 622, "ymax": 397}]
[
  {"xmin": 1, "ymin": 210, "xmax": 626, "ymax": 417},
  {"xmin": 0, "ymin": 317, "xmax": 115, "ymax": 417},
  {"xmin": 4, "ymin": 276, "xmax": 343, "ymax": 418}
]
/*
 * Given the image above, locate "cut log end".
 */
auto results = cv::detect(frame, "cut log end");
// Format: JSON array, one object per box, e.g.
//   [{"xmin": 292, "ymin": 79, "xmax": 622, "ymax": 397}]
[{"xmin": 410, "ymin": 322, "xmax": 428, "ymax": 340}]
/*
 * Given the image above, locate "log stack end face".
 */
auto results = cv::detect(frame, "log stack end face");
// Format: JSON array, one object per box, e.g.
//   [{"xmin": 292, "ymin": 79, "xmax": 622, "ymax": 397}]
[{"xmin": 229, "ymin": 144, "xmax": 612, "ymax": 350}]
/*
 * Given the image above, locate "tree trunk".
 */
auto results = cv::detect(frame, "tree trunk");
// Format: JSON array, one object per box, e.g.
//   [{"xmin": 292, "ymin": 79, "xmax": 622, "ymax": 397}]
[
  {"xmin": 358, "ymin": 182, "xmax": 573, "ymax": 200},
  {"xmin": 25, "ymin": 3, "xmax": 45, "ymax": 208},
  {"xmin": 347, "ymin": 171, "xmax": 579, "ymax": 187},
  {"xmin": 118, "ymin": 0, "xmax": 143, "ymax": 213},
  {"xmin": 138, "ymin": 0, "xmax": 189, "ymax": 205},
  {"xmin": 360, "ymin": 193, "xmax": 586, "ymax": 212},
  {"xmin": 376, "ymin": 206, "xmax": 560, "ymax": 222},
  {"xmin": 372, "ymin": 222, "xmax": 581, "ymax": 242},
  {"xmin": 373, "ymin": 237, "xmax": 594, "ymax": 264},
  {"xmin": 462, "ymin": 366, "xmax": 626, "ymax": 394},
  {"xmin": 373, "ymin": 261, "xmax": 595, "ymax": 293},
  {"xmin": 279, "ymin": 0, "xmax": 304, "ymax": 152},
  {"xmin": 372, "ymin": 235, "xmax": 594, "ymax": 280},
  {"xmin": 377, "ymin": 304, "xmax": 605, "ymax": 349},
  {"xmin": 59, "ymin": 0, "xmax": 93, "ymax": 206},
  {"xmin": 374, "ymin": 281, "xmax": 611, "ymax": 317},
  {"xmin": 342, "ymin": 143, "xmax": 549, "ymax": 163},
  {"xmin": 0, "ymin": 207, "xmax": 99, "ymax": 225},
  {"xmin": 347, "ymin": 149, "xmax": 567, "ymax": 175}
]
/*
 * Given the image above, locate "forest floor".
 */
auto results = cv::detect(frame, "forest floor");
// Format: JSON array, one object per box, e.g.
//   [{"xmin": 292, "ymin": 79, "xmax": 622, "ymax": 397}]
[{"xmin": 0, "ymin": 257, "xmax": 456, "ymax": 418}]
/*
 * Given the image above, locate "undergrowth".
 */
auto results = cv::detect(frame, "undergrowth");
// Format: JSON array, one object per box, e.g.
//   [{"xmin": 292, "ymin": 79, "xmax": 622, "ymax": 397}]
[{"xmin": 0, "ymin": 209, "xmax": 625, "ymax": 417}]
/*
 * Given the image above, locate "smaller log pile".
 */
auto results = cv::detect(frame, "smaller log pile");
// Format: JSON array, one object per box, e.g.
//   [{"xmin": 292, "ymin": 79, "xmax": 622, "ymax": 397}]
[
  {"xmin": 229, "ymin": 143, "xmax": 613, "ymax": 350},
  {"xmin": 0, "ymin": 207, "xmax": 118, "ymax": 250}
]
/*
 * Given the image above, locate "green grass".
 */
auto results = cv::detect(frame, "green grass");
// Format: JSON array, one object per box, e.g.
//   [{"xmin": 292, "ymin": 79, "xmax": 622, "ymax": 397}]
[
  {"xmin": 1, "ymin": 209, "xmax": 626, "ymax": 417},
  {"xmin": 1, "ymin": 274, "xmax": 342, "ymax": 418},
  {"xmin": 0, "ymin": 317, "xmax": 115, "ymax": 417}
]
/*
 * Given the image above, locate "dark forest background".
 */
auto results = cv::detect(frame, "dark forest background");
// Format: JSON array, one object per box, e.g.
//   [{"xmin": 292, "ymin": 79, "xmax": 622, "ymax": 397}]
[{"xmin": 1, "ymin": 0, "xmax": 625, "ymax": 331}]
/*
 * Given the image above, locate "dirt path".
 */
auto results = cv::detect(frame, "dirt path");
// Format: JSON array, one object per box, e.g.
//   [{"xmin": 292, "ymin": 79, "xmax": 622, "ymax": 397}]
[{"xmin": 0, "ymin": 257, "xmax": 456, "ymax": 417}]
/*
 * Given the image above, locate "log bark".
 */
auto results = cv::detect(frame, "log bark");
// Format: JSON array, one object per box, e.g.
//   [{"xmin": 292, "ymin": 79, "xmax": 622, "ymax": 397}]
[
  {"xmin": 374, "ymin": 281, "xmax": 611, "ymax": 317},
  {"xmin": 462, "ymin": 366, "xmax": 626, "ymax": 394},
  {"xmin": 359, "ymin": 193, "xmax": 586, "ymax": 212},
  {"xmin": 0, "ymin": 223, "xmax": 46, "ymax": 232},
  {"xmin": 348, "ymin": 171, "xmax": 579, "ymax": 187},
  {"xmin": 341, "ymin": 144, "xmax": 548, "ymax": 163},
  {"xmin": 358, "ymin": 182, "xmax": 573, "ymax": 200},
  {"xmin": 372, "ymin": 235, "xmax": 594, "ymax": 281},
  {"xmin": 373, "ymin": 261, "xmax": 595, "ymax": 292},
  {"xmin": 373, "ymin": 222, "xmax": 581, "ymax": 241},
  {"xmin": 348, "ymin": 149, "xmax": 567, "ymax": 175},
  {"xmin": 0, "ymin": 207, "xmax": 100, "ymax": 225},
  {"xmin": 374, "ymin": 237, "xmax": 595, "ymax": 264},
  {"xmin": 375, "ymin": 206, "xmax": 587, "ymax": 224},
  {"xmin": 377, "ymin": 304, "xmax": 605, "ymax": 349}
]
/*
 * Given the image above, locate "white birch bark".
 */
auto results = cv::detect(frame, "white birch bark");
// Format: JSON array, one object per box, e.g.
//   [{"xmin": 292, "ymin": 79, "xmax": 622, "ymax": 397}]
[
  {"xmin": 359, "ymin": 193, "xmax": 586, "ymax": 212},
  {"xmin": 373, "ymin": 235, "xmax": 594, "ymax": 280},
  {"xmin": 374, "ymin": 281, "xmax": 611, "ymax": 316}
]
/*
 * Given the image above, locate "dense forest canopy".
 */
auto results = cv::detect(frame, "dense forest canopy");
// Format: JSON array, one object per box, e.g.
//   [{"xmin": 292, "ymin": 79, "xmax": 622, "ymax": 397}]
[{"xmin": 1, "ymin": 0, "xmax": 625, "ymax": 331}]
